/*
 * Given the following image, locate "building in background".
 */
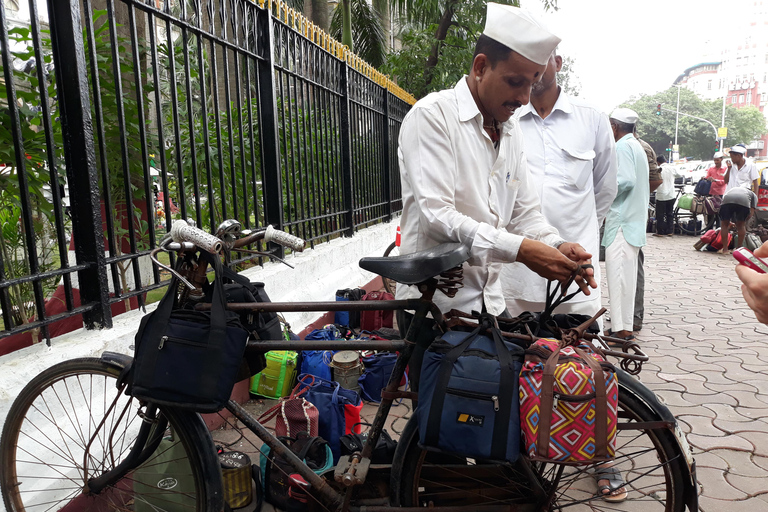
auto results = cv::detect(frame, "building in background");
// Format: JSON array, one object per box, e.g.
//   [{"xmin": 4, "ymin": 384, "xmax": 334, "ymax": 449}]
[{"xmin": 675, "ymin": 0, "xmax": 768, "ymax": 158}]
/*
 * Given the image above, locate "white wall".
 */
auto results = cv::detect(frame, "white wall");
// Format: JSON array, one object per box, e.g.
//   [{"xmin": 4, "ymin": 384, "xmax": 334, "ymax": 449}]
[{"xmin": 0, "ymin": 219, "xmax": 398, "ymax": 493}]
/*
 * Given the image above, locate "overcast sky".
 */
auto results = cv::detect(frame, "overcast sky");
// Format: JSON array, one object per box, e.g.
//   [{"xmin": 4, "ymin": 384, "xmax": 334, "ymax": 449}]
[{"xmin": 523, "ymin": 0, "xmax": 732, "ymax": 114}]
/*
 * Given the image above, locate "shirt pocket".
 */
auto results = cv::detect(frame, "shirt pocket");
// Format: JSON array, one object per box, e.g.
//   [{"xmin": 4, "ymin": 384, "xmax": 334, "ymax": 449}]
[{"xmin": 561, "ymin": 146, "xmax": 596, "ymax": 190}]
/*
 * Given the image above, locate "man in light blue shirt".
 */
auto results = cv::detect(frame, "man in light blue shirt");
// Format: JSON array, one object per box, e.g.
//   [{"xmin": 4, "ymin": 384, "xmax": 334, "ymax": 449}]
[{"xmin": 602, "ymin": 108, "xmax": 649, "ymax": 340}]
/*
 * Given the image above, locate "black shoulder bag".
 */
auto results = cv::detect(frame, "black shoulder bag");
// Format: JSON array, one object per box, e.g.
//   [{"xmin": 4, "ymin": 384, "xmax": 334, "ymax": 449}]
[{"xmin": 131, "ymin": 255, "xmax": 250, "ymax": 412}]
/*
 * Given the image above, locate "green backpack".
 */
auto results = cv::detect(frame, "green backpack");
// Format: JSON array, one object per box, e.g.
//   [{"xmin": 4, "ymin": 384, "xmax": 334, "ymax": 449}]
[
  {"xmin": 677, "ymin": 194, "xmax": 694, "ymax": 211},
  {"xmin": 133, "ymin": 435, "xmax": 197, "ymax": 511}
]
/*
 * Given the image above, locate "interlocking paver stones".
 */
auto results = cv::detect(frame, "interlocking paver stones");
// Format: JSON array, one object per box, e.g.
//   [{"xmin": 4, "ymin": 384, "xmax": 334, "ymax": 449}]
[{"xmin": 603, "ymin": 234, "xmax": 768, "ymax": 508}]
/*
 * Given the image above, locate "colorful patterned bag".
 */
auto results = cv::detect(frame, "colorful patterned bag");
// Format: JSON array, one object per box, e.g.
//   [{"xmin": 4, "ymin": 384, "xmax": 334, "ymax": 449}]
[{"xmin": 519, "ymin": 338, "xmax": 618, "ymax": 463}]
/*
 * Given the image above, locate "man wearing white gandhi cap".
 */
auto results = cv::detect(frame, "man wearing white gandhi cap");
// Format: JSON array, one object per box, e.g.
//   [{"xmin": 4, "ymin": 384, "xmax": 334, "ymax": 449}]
[
  {"xmin": 395, "ymin": 3, "xmax": 597, "ymax": 388},
  {"xmin": 602, "ymin": 107, "xmax": 649, "ymax": 341}
]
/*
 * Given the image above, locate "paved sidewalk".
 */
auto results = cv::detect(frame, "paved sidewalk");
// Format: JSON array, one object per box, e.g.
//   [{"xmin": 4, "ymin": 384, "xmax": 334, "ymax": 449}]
[{"xmin": 612, "ymin": 233, "xmax": 768, "ymax": 511}]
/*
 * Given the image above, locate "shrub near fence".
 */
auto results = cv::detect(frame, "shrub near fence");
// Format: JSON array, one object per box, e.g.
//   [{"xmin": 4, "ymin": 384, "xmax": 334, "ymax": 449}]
[{"xmin": 0, "ymin": 0, "xmax": 413, "ymax": 352}]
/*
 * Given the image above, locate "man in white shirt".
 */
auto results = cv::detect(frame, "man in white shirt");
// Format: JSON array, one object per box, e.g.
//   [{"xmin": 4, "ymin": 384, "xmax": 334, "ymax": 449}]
[
  {"xmin": 396, "ymin": 4, "xmax": 596, "ymax": 386},
  {"xmin": 724, "ymin": 144, "xmax": 758, "ymax": 192},
  {"xmin": 501, "ymin": 51, "xmax": 617, "ymax": 322}
]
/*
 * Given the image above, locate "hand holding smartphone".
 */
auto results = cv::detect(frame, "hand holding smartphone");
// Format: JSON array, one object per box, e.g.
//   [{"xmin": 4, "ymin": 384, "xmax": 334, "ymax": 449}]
[{"xmin": 733, "ymin": 247, "xmax": 768, "ymax": 274}]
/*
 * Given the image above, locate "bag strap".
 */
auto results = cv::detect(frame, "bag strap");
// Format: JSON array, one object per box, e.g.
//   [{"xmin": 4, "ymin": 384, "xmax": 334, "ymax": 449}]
[
  {"xmin": 197, "ymin": 252, "xmax": 228, "ymax": 393},
  {"xmin": 487, "ymin": 326, "xmax": 517, "ymax": 460},
  {"xmin": 536, "ymin": 345, "xmax": 561, "ymax": 458},
  {"xmin": 573, "ymin": 346, "xmax": 608, "ymax": 459}
]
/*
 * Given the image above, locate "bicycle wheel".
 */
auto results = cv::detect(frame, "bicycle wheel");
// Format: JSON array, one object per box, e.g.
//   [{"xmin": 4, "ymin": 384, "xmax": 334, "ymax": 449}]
[
  {"xmin": 674, "ymin": 207, "xmax": 710, "ymax": 236},
  {"xmin": 392, "ymin": 376, "xmax": 688, "ymax": 511},
  {"xmin": 382, "ymin": 240, "xmax": 399, "ymax": 296},
  {"xmin": 0, "ymin": 357, "xmax": 222, "ymax": 512}
]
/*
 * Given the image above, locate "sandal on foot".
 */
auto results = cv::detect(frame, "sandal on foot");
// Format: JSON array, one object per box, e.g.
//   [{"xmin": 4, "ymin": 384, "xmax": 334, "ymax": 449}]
[{"xmin": 594, "ymin": 466, "xmax": 628, "ymax": 503}]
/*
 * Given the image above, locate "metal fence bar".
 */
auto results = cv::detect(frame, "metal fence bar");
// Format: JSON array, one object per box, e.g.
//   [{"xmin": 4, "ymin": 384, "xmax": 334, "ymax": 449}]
[
  {"xmin": 339, "ymin": 62, "xmax": 354, "ymax": 237},
  {"xmin": 46, "ymin": 0, "xmax": 111, "ymax": 330},
  {"xmin": 0, "ymin": 0, "xmax": 411, "ymax": 346},
  {"xmin": 256, "ymin": 3, "xmax": 283, "ymax": 256}
]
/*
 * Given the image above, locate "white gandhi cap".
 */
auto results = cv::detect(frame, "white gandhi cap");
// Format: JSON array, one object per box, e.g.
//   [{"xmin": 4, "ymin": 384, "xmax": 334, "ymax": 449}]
[
  {"xmin": 730, "ymin": 145, "xmax": 747, "ymax": 155},
  {"xmin": 610, "ymin": 108, "xmax": 639, "ymax": 124},
  {"xmin": 482, "ymin": 4, "xmax": 561, "ymax": 66}
]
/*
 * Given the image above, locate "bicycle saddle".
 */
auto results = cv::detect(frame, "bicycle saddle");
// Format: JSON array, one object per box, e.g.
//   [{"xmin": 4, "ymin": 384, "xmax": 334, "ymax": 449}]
[{"xmin": 359, "ymin": 242, "xmax": 470, "ymax": 285}]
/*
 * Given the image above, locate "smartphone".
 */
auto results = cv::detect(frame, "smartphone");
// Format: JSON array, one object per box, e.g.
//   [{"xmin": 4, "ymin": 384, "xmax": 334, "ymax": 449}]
[{"xmin": 733, "ymin": 247, "xmax": 768, "ymax": 273}]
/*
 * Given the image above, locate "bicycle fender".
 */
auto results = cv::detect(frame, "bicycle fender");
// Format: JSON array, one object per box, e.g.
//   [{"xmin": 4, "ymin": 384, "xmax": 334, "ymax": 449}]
[
  {"xmin": 617, "ymin": 369, "xmax": 699, "ymax": 512},
  {"xmin": 101, "ymin": 351, "xmax": 133, "ymax": 371}
]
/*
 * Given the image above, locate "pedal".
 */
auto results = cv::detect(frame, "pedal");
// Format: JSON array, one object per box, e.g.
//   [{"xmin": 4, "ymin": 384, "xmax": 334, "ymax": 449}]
[{"xmin": 333, "ymin": 453, "xmax": 371, "ymax": 487}]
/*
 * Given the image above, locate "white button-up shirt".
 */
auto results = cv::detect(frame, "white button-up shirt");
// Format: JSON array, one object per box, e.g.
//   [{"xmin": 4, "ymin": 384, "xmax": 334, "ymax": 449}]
[
  {"xmin": 395, "ymin": 77, "xmax": 564, "ymax": 315},
  {"xmin": 500, "ymin": 92, "xmax": 617, "ymax": 303},
  {"xmin": 729, "ymin": 159, "xmax": 759, "ymax": 190}
]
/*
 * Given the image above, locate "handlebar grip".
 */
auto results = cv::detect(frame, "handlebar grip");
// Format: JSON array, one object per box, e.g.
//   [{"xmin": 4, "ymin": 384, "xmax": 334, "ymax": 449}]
[
  {"xmin": 264, "ymin": 225, "xmax": 306, "ymax": 252},
  {"xmin": 170, "ymin": 219, "xmax": 223, "ymax": 253}
]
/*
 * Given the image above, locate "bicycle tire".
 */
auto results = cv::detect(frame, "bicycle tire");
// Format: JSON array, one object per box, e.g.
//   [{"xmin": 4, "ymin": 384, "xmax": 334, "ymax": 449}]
[
  {"xmin": 0, "ymin": 357, "xmax": 223, "ymax": 512},
  {"xmin": 675, "ymin": 207, "xmax": 713, "ymax": 236},
  {"xmin": 382, "ymin": 240, "xmax": 399, "ymax": 296},
  {"xmin": 392, "ymin": 377, "xmax": 687, "ymax": 511}
]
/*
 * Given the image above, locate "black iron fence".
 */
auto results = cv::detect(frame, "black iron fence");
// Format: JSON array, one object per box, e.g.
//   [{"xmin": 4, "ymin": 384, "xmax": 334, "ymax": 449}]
[{"xmin": 0, "ymin": 0, "xmax": 413, "ymax": 349}]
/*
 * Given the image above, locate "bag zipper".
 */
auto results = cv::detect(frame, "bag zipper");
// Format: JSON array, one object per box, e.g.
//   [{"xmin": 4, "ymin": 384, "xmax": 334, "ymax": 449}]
[
  {"xmin": 552, "ymin": 391, "xmax": 595, "ymax": 409},
  {"xmin": 446, "ymin": 387, "xmax": 500, "ymax": 411},
  {"xmin": 158, "ymin": 335, "xmax": 206, "ymax": 350}
]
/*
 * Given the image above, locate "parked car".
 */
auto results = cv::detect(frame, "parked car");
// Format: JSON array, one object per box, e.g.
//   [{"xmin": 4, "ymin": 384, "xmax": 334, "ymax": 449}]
[{"xmin": 674, "ymin": 161, "xmax": 701, "ymax": 185}]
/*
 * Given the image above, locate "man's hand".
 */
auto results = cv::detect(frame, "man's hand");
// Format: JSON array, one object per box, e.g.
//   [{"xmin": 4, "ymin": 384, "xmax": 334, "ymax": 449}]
[
  {"xmin": 735, "ymin": 242, "xmax": 768, "ymax": 324},
  {"xmin": 517, "ymin": 240, "xmax": 597, "ymax": 295},
  {"xmin": 557, "ymin": 242, "xmax": 598, "ymax": 294}
]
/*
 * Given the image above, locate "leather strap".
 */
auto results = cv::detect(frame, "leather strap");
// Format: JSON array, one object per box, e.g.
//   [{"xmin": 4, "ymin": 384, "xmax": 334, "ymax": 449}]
[
  {"xmin": 574, "ymin": 346, "xmax": 608, "ymax": 459},
  {"xmin": 536, "ymin": 346, "xmax": 561, "ymax": 457}
]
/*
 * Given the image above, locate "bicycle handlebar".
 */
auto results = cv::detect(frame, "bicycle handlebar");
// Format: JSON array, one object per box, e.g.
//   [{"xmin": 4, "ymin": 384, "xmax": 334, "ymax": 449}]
[
  {"xmin": 170, "ymin": 219, "xmax": 223, "ymax": 253},
  {"xmin": 264, "ymin": 225, "xmax": 305, "ymax": 252}
]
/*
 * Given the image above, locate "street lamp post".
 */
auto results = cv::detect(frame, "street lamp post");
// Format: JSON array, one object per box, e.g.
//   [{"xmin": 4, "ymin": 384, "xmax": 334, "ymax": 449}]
[
  {"xmin": 674, "ymin": 84, "xmax": 681, "ymax": 147},
  {"xmin": 720, "ymin": 88, "xmax": 727, "ymax": 151}
]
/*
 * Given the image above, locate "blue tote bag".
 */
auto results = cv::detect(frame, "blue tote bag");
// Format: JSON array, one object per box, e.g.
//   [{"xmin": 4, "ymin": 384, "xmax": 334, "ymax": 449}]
[{"xmin": 297, "ymin": 374, "xmax": 362, "ymax": 463}]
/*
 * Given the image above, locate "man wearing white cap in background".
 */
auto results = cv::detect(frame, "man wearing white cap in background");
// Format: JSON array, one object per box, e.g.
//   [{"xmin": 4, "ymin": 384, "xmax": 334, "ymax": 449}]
[
  {"xmin": 501, "ymin": 49, "xmax": 617, "ymax": 327},
  {"xmin": 396, "ymin": 3, "xmax": 596, "ymax": 389},
  {"xmin": 602, "ymin": 108, "xmax": 649, "ymax": 341},
  {"xmin": 724, "ymin": 144, "xmax": 758, "ymax": 193}
]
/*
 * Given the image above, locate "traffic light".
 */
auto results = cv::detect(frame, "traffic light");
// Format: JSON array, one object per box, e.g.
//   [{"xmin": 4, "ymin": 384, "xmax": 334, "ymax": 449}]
[{"xmin": 656, "ymin": 104, "xmax": 661, "ymax": 116}]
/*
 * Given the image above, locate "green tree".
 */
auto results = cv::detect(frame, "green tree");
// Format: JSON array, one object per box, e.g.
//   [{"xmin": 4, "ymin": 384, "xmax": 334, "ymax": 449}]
[
  {"xmin": 622, "ymin": 87, "xmax": 767, "ymax": 160},
  {"xmin": 330, "ymin": 0, "xmax": 386, "ymax": 66},
  {"xmin": 557, "ymin": 55, "xmax": 581, "ymax": 97},
  {"xmin": 382, "ymin": 0, "xmax": 562, "ymax": 100}
]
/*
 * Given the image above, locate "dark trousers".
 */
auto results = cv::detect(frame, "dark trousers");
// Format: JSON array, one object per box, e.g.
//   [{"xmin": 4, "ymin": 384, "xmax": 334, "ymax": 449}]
[
  {"xmin": 634, "ymin": 248, "xmax": 644, "ymax": 330},
  {"xmin": 656, "ymin": 198, "xmax": 675, "ymax": 235}
]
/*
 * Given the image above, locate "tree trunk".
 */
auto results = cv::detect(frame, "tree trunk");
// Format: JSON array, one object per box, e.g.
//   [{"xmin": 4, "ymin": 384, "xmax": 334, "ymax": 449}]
[
  {"xmin": 342, "ymin": 0, "xmax": 353, "ymax": 50},
  {"xmin": 372, "ymin": 0, "xmax": 390, "ymax": 50},
  {"xmin": 308, "ymin": 0, "xmax": 330, "ymax": 31},
  {"xmin": 424, "ymin": 0, "xmax": 458, "ymax": 89}
]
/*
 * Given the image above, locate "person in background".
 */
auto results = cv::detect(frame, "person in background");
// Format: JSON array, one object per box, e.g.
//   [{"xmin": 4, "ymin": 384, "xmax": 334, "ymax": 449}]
[
  {"xmin": 603, "ymin": 108, "xmax": 649, "ymax": 341},
  {"xmin": 654, "ymin": 155, "xmax": 676, "ymax": 237},
  {"xmin": 724, "ymin": 145, "xmax": 758, "ymax": 193},
  {"xmin": 631, "ymin": 129, "xmax": 660, "ymax": 332},
  {"xmin": 501, "ymin": 49, "xmax": 617, "ymax": 324},
  {"xmin": 706, "ymin": 151, "xmax": 728, "ymax": 198},
  {"xmin": 718, "ymin": 186, "xmax": 757, "ymax": 254}
]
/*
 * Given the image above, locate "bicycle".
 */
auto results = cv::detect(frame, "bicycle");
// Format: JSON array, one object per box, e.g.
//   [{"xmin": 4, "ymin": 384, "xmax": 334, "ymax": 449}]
[
  {"xmin": 672, "ymin": 185, "xmax": 716, "ymax": 236},
  {"xmin": 0, "ymin": 220, "xmax": 699, "ymax": 511}
]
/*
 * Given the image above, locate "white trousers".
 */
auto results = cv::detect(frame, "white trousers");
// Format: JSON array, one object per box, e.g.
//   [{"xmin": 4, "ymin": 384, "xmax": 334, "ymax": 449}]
[
  {"xmin": 605, "ymin": 228, "xmax": 640, "ymax": 333},
  {"xmin": 506, "ymin": 295, "xmax": 604, "ymax": 332}
]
